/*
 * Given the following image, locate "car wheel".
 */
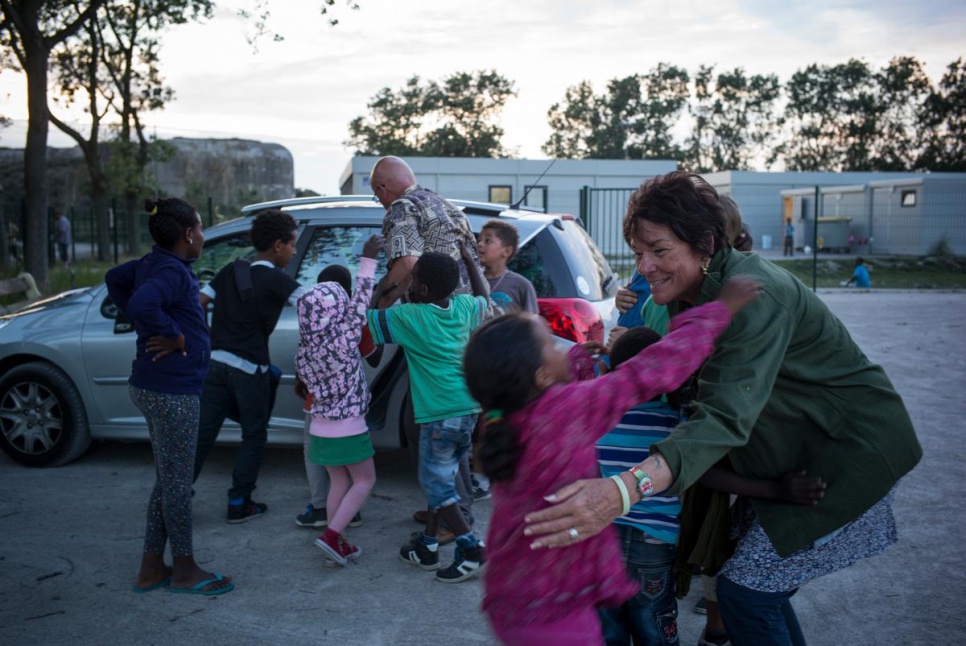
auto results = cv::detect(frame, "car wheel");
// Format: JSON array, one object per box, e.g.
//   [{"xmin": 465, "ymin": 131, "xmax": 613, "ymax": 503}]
[{"xmin": 0, "ymin": 362, "xmax": 91, "ymax": 467}]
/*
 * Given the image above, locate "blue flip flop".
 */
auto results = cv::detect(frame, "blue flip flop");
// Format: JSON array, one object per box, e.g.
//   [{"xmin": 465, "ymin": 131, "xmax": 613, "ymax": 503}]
[
  {"xmin": 132, "ymin": 576, "xmax": 172, "ymax": 593},
  {"xmin": 168, "ymin": 572, "xmax": 234, "ymax": 596}
]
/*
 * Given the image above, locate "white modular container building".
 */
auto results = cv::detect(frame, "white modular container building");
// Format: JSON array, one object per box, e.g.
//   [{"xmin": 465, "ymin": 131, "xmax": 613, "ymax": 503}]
[{"xmin": 339, "ymin": 156, "xmax": 678, "ymax": 217}]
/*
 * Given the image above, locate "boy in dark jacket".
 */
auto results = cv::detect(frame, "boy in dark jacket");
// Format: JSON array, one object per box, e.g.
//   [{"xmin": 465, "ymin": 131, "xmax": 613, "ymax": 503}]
[{"xmin": 193, "ymin": 209, "xmax": 303, "ymax": 523}]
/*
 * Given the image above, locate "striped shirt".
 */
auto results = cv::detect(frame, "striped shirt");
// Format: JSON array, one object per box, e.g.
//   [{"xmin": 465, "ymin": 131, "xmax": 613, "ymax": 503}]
[{"xmin": 596, "ymin": 401, "xmax": 681, "ymax": 545}]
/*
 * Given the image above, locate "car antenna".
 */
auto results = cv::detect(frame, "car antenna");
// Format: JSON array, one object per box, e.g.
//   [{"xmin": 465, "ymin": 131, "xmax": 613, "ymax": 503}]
[{"xmin": 511, "ymin": 158, "xmax": 557, "ymax": 210}]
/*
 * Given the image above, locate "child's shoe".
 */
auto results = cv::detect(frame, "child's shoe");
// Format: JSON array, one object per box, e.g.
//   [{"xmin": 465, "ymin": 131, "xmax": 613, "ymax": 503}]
[
  {"xmin": 314, "ymin": 529, "xmax": 361, "ymax": 566},
  {"xmin": 399, "ymin": 535, "xmax": 441, "ymax": 571},
  {"xmin": 435, "ymin": 542, "xmax": 485, "ymax": 583},
  {"xmin": 227, "ymin": 499, "xmax": 268, "ymax": 524},
  {"xmin": 296, "ymin": 505, "xmax": 327, "ymax": 528},
  {"xmin": 296, "ymin": 506, "xmax": 362, "ymax": 528}
]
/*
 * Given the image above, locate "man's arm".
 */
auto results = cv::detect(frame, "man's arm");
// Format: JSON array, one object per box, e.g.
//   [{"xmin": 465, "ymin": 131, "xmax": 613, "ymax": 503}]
[{"xmin": 376, "ymin": 255, "xmax": 418, "ymax": 309}]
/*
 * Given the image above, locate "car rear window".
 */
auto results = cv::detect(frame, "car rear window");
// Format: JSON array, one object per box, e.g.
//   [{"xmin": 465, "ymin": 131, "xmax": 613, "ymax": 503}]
[{"xmin": 296, "ymin": 225, "xmax": 388, "ymax": 285}]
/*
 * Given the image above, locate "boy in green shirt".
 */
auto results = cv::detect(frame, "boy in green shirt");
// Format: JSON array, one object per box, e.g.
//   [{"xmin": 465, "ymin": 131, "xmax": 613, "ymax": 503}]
[{"xmin": 367, "ymin": 249, "xmax": 490, "ymax": 583}]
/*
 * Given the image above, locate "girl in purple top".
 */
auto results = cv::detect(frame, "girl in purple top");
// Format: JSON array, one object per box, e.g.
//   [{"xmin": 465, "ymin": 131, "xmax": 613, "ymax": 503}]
[
  {"xmin": 295, "ymin": 235, "xmax": 383, "ymax": 565},
  {"xmin": 462, "ymin": 277, "xmax": 760, "ymax": 646}
]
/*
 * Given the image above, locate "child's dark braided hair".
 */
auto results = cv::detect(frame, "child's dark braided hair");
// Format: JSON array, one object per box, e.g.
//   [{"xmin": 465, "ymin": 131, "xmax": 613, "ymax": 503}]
[
  {"xmin": 463, "ymin": 313, "xmax": 544, "ymax": 482},
  {"xmin": 145, "ymin": 197, "xmax": 198, "ymax": 249}
]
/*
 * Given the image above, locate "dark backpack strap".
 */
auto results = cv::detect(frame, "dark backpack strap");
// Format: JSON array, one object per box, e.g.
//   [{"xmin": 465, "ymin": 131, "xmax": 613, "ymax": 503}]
[{"xmin": 233, "ymin": 258, "xmax": 253, "ymax": 301}]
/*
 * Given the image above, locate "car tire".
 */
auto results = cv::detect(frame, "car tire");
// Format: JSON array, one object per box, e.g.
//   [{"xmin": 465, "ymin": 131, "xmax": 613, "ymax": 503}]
[{"xmin": 0, "ymin": 362, "xmax": 91, "ymax": 467}]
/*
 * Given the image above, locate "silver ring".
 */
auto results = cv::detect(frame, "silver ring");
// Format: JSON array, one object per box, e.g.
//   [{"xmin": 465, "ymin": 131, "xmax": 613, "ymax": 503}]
[{"xmin": 568, "ymin": 527, "xmax": 579, "ymax": 541}]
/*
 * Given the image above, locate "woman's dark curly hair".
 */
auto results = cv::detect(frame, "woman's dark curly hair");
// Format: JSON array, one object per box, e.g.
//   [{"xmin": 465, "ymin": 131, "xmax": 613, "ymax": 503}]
[
  {"xmin": 145, "ymin": 197, "xmax": 199, "ymax": 249},
  {"xmin": 463, "ymin": 313, "xmax": 545, "ymax": 482},
  {"xmin": 622, "ymin": 171, "xmax": 727, "ymax": 259},
  {"xmin": 250, "ymin": 209, "xmax": 298, "ymax": 252}
]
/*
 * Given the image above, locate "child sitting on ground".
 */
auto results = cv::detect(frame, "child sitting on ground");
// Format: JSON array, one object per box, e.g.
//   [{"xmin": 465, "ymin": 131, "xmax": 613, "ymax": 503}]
[
  {"xmin": 476, "ymin": 219, "xmax": 538, "ymax": 315},
  {"xmin": 463, "ymin": 276, "xmax": 760, "ymax": 645},
  {"xmin": 368, "ymin": 248, "xmax": 491, "ymax": 583},
  {"xmin": 295, "ymin": 235, "xmax": 383, "ymax": 566}
]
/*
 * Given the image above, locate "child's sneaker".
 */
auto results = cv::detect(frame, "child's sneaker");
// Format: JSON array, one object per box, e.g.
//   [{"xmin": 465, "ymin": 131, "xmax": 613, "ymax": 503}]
[
  {"xmin": 399, "ymin": 535, "xmax": 441, "ymax": 571},
  {"xmin": 296, "ymin": 506, "xmax": 362, "ymax": 528},
  {"xmin": 227, "ymin": 499, "xmax": 268, "ymax": 524},
  {"xmin": 472, "ymin": 486, "xmax": 492, "ymax": 502},
  {"xmin": 314, "ymin": 530, "xmax": 361, "ymax": 566},
  {"xmin": 435, "ymin": 543, "xmax": 485, "ymax": 583},
  {"xmin": 296, "ymin": 505, "xmax": 327, "ymax": 528}
]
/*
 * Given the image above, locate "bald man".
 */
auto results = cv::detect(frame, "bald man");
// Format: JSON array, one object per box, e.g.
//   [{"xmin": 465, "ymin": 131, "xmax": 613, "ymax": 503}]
[
  {"xmin": 370, "ymin": 156, "xmax": 481, "ymax": 309},
  {"xmin": 370, "ymin": 156, "xmax": 482, "ymax": 534}
]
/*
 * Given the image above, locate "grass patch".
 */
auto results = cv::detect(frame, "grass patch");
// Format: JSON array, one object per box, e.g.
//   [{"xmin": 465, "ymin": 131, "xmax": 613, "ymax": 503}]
[{"xmin": 609, "ymin": 256, "xmax": 966, "ymax": 290}]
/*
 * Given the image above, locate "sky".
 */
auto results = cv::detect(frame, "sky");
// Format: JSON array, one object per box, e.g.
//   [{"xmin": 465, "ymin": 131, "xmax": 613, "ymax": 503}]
[{"xmin": 1, "ymin": 0, "xmax": 964, "ymax": 195}]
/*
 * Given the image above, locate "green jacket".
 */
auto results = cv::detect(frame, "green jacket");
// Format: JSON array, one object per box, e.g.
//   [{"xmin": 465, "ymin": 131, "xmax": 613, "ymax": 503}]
[{"xmin": 653, "ymin": 248, "xmax": 922, "ymax": 557}]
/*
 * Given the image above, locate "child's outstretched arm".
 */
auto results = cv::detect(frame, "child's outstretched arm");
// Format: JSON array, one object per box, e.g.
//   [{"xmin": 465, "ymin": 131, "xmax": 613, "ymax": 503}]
[
  {"xmin": 460, "ymin": 239, "xmax": 490, "ymax": 300},
  {"xmin": 345, "ymin": 236, "xmax": 383, "ymax": 346},
  {"xmin": 699, "ymin": 467, "xmax": 826, "ymax": 506}
]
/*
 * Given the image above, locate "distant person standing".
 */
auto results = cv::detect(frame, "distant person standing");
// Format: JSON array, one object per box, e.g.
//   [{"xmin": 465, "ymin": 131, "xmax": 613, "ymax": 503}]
[
  {"xmin": 783, "ymin": 218, "xmax": 794, "ymax": 257},
  {"xmin": 55, "ymin": 211, "xmax": 72, "ymax": 267}
]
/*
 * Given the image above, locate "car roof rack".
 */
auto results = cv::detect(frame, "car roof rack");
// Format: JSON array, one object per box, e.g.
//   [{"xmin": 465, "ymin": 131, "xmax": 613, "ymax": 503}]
[{"xmin": 240, "ymin": 195, "xmax": 545, "ymax": 219}]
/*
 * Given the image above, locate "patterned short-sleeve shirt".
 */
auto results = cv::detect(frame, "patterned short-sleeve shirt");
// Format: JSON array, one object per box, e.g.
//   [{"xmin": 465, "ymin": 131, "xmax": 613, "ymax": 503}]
[{"xmin": 382, "ymin": 185, "xmax": 480, "ymax": 295}]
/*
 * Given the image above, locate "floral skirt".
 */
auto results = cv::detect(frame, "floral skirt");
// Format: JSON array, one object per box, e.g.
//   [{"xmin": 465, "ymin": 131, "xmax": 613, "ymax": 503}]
[{"xmin": 720, "ymin": 484, "xmax": 899, "ymax": 593}]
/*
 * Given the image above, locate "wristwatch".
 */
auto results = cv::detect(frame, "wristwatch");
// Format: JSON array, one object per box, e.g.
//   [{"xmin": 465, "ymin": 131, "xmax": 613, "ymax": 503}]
[{"xmin": 628, "ymin": 466, "xmax": 655, "ymax": 498}]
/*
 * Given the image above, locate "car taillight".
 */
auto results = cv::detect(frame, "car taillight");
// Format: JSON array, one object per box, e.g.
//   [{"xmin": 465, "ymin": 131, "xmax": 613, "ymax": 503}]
[{"xmin": 538, "ymin": 298, "xmax": 604, "ymax": 344}]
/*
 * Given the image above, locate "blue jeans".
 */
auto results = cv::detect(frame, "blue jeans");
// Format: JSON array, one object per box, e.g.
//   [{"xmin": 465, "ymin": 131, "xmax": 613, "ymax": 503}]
[
  {"xmin": 717, "ymin": 575, "xmax": 806, "ymax": 646},
  {"xmin": 194, "ymin": 361, "xmax": 272, "ymax": 501},
  {"xmin": 417, "ymin": 414, "xmax": 475, "ymax": 510},
  {"xmin": 599, "ymin": 525, "xmax": 679, "ymax": 646}
]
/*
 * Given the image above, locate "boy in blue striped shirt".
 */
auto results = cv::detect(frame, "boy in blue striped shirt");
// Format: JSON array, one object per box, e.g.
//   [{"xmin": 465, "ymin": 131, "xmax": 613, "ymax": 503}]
[{"xmin": 596, "ymin": 326, "xmax": 682, "ymax": 645}]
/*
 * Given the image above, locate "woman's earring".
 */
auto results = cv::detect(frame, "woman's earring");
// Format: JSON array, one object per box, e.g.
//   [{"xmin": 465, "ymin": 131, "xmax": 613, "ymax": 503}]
[{"xmin": 701, "ymin": 258, "xmax": 710, "ymax": 275}]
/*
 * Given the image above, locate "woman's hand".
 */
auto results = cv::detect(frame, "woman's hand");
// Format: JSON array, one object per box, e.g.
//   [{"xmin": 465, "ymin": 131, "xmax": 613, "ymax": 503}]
[
  {"xmin": 146, "ymin": 333, "xmax": 185, "ymax": 361},
  {"xmin": 615, "ymin": 287, "xmax": 638, "ymax": 314},
  {"xmin": 523, "ymin": 477, "xmax": 624, "ymax": 549}
]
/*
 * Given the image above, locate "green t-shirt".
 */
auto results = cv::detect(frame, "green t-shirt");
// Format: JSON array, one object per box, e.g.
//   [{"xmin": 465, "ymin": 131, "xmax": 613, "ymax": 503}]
[
  {"xmin": 640, "ymin": 295, "xmax": 670, "ymax": 336},
  {"xmin": 367, "ymin": 294, "xmax": 487, "ymax": 423}
]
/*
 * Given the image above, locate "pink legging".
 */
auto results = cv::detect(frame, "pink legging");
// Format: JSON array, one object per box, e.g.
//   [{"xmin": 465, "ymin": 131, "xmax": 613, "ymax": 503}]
[
  {"xmin": 325, "ymin": 458, "xmax": 376, "ymax": 533},
  {"xmin": 489, "ymin": 606, "xmax": 604, "ymax": 646}
]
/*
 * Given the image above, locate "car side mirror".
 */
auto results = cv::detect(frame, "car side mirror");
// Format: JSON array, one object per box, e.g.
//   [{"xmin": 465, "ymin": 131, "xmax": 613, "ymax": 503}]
[{"xmin": 101, "ymin": 296, "xmax": 134, "ymax": 334}]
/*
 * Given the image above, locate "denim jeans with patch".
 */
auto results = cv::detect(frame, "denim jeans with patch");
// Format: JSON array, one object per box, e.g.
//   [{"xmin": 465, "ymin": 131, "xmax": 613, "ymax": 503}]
[
  {"xmin": 599, "ymin": 524, "xmax": 679, "ymax": 646},
  {"xmin": 417, "ymin": 414, "xmax": 476, "ymax": 510}
]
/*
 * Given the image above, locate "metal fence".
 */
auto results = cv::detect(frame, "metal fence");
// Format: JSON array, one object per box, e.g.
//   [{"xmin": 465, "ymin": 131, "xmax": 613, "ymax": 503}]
[
  {"xmin": 1, "ymin": 195, "xmax": 223, "ymax": 267},
  {"xmin": 579, "ymin": 182, "xmax": 966, "ymax": 289}
]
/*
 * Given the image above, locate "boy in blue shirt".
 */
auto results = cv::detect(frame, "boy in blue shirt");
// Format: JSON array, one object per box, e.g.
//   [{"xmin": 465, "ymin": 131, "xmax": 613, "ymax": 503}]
[
  {"xmin": 845, "ymin": 257, "xmax": 871, "ymax": 288},
  {"xmin": 367, "ymin": 248, "xmax": 490, "ymax": 583},
  {"xmin": 596, "ymin": 326, "xmax": 682, "ymax": 645}
]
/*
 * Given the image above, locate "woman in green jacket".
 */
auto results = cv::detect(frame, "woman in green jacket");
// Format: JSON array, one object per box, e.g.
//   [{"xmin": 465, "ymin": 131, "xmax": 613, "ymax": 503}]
[{"xmin": 523, "ymin": 171, "xmax": 921, "ymax": 646}]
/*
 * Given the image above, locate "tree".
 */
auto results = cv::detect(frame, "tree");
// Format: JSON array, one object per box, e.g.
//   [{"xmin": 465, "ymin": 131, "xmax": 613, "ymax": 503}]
[
  {"xmin": 684, "ymin": 65, "xmax": 782, "ymax": 173},
  {"xmin": 542, "ymin": 64, "xmax": 690, "ymax": 160},
  {"xmin": 346, "ymin": 70, "xmax": 517, "ymax": 157},
  {"xmin": 97, "ymin": 0, "xmax": 213, "ymax": 256},
  {"xmin": 0, "ymin": 0, "xmax": 104, "ymax": 290},
  {"xmin": 919, "ymin": 58, "xmax": 966, "ymax": 171},
  {"xmin": 48, "ymin": 6, "xmax": 112, "ymax": 260},
  {"xmin": 781, "ymin": 59, "xmax": 881, "ymax": 171},
  {"xmin": 874, "ymin": 56, "xmax": 932, "ymax": 171}
]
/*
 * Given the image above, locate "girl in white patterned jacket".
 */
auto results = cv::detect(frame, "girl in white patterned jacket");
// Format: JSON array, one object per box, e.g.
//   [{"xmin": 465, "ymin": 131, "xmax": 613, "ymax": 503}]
[{"xmin": 295, "ymin": 235, "xmax": 382, "ymax": 565}]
